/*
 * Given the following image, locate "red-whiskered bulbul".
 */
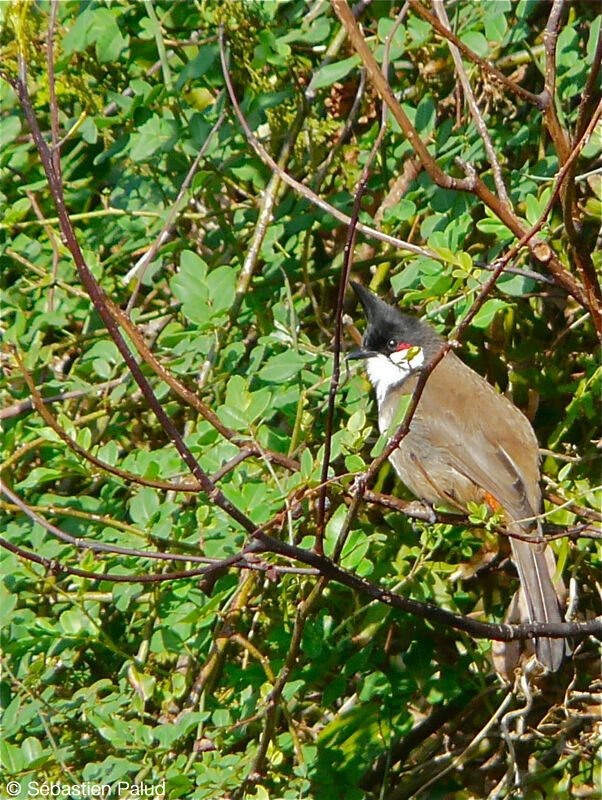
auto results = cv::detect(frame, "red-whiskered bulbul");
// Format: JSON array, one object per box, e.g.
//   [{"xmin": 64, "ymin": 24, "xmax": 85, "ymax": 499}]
[{"xmin": 348, "ymin": 281, "xmax": 565, "ymax": 674}]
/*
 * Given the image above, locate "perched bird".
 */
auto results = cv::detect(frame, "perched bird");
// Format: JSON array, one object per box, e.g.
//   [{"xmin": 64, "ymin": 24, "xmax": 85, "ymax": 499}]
[{"xmin": 348, "ymin": 281, "xmax": 565, "ymax": 674}]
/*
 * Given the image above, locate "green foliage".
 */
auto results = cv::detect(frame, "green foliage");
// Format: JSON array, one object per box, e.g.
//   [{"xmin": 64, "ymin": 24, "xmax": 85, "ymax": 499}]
[{"xmin": 1, "ymin": 2, "xmax": 599, "ymax": 799}]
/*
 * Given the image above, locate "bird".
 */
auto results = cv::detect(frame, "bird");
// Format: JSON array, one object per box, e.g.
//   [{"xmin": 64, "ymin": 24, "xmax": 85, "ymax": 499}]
[{"xmin": 347, "ymin": 281, "xmax": 565, "ymax": 674}]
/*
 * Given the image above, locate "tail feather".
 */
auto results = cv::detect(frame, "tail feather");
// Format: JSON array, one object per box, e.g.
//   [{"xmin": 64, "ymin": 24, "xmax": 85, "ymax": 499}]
[{"xmin": 509, "ymin": 533, "xmax": 565, "ymax": 672}]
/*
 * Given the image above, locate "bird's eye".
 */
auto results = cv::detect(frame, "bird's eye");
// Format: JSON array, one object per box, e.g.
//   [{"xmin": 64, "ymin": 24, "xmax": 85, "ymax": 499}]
[{"xmin": 387, "ymin": 338, "xmax": 397, "ymax": 350}]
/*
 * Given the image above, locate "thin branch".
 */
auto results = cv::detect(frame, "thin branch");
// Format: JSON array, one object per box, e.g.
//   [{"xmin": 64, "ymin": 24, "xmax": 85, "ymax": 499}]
[
  {"xmin": 0, "ymin": 481, "xmax": 316, "ymax": 578},
  {"xmin": 218, "ymin": 34, "xmax": 436, "ymax": 263},
  {"xmin": 0, "ymin": 376, "xmax": 127, "ymax": 421},
  {"xmin": 47, "ymin": 1, "xmax": 61, "ymax": 178},
  {"xmin": 0, "ymin": 533, "xmax": 249, "ymax": 584},
  {"xmin": 407, "ymin": 0, "xmax": 542, "ymax": 106},
  {"xmin": 249, "ymin": 527, "xmax": 601, "ymax": 642},
  {"xmin": 330, "ymin": 0, "xmax": 595, "ymax": 319},
  {"xmin": 102, "ymin": 294, "xmax": 299, "ymax": 472},
  {"xmin": 433, "ymin": 0, "xmax": 510, "ymax": 206},
  {"xmin": 575, "ymin": 21, "xmax": 602, "ymax": 141},
  {"xmin": 415, "ymin": 686, "xmax": 516, "ymax": 798},
  {"xmin": 14, "ymin": 350, "xmax": 202, "ymax": 493},
  {"xmin": 24, "ymin": 189, "xmax": 60, "ymax": 312},
  {"xmin": 1, "ymin": 479, "xmax": 210, "ymax": 565},
  {"xmin": 10, "ymin": 57, "xmax": 257, "ymax": 536},
  {"xmin": 124, "ymin": 103, "xmax": 227, "ymax": 303},
  {"xmin": 545, "ymin": 489, "xmax": 602, "ymax": 525},
  {"xmin": 541, "ymin": 0, "xmax": 571, "ymax": 165},
  {"xmin": 316, "ymin": 123, "xmax": 388, "ymax": 550},
  {"xmin": 316, "ymin": 9, "xmax": 413, "ymax": 554}
]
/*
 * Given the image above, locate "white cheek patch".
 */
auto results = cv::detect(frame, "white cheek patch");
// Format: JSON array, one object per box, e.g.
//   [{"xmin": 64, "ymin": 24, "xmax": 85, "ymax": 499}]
[
  {"xmin": 365, "ymin": 353, "xmax": 402, "ymax": 390},
  {"xmin": 364, "ymin": 347, "xmax": 424, "ymax": 407}
]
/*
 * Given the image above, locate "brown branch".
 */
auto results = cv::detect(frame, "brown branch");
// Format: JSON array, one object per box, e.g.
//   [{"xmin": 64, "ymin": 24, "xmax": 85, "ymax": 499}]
[
  {"xmin": 3, "ymin": 495, "xmax": 598, "ymax": 642},
  {"xmin": 1, "ymin": 376, "xmax": 126, "ymax": 421},
  {"xmin": 0, "ymin": 532, "xmax": 249, "ymax": 584},
  {"xmin": 1, "ymin": 479, "xmax": 207, "ymax": 564},
  {"xmin": 541, "ymin": 0, "xmax": 571, "ymax": 165},
  {"xmin": 360, "ymin": 681, "xmax": 500, "ymax": 791},
  {"xmin": 316, "ymin": 115, "xmax": 388, "ymax": 550},
  {"xmin": 407, "ymin": 0, "xmax": 542, "ymax": 106},
  {"xmin": 218, "ymin": 34, "xmax": 436, "ymax": 263},
  {"xmin": 10, "ymin": 59, "xmax": 256, "ymax": 537},
  {"xmin": 0, "ymin": 480, "xmax": 316, "ymax": 578},
  {"xmin": 575, "ymin": 21, "xmax": 602, "ymax": 141},
  {"xmin": 25, "ymin": 189, "xmax": 60, "ymax": 312},
  {"xmin": 330, "ymin": 0, "xmax": 595, "ymax": 319},
  {"xmin": 103, "ymin": 296, "xmax": 298, "ymax": 472},
  {"xmin": 14, "ymin": 350, "xmax": 202, "ymax": 493},
  {"xmin": 249, "ymin": 528, "xmax": 601, "ymax": 643},
  {"xmin": 562, "ymin": 102, "xmax": 602, "ymax": 317},
  {"xmin": 47, "ymin": 1, "xmax": 61, "ymax": 180}
]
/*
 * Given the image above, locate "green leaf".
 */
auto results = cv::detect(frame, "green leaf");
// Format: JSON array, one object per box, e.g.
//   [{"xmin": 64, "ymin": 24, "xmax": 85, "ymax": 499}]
[
  {"xmin": 471, "ymin": 299, "xmax": 509, "ymax": 329},
  {"xmin": 129, "ymin": 115, "xmax": 180, "ymax": 161},
  {"xmin": 323, "ymin": 504, "xmax": 347, "ymax": 558},
  {"xmin": 312, "ymin": 56, "xmax": 361, "ymax": 89},
  {"xmin": 170, "ymin": 251, "xmax": 211, "ymax": 325},
  {"xmin": 497, "ymin": 272, "xmax": 535, "ymax": 297},
  {"xmin": 459, "ymin": 31, "xmax": 489, "ymax": 58},
  {"xmin": 258, "ymin": 351, "xmax": 306, "ymax": 383},
  {"xmin": 16, "ymin": 467, "xmax": 64, "ymax": 489},
  {"xmin": 207, "ymin": 265, "xmax": 236, "ymax": 312},
  {"xmin": 129, "ymin": 487, "xmax": 160, "ymax": 525}
]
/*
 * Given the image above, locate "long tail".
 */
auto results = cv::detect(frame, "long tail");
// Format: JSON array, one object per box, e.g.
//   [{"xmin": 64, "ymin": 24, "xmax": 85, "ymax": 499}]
[{"xmin": 509, "ymin": 533, "xmax": 565, "ymax": 671}]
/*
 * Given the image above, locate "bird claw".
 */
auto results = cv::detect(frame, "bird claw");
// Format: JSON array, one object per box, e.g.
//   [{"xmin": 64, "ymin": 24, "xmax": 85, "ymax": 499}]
[{"xmin": 405, "ymin": 501, "xmax": 437, "ymax": 524}]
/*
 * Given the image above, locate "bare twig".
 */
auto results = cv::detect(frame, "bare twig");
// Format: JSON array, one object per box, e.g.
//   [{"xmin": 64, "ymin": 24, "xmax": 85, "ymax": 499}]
[
  {"xmin": 218, "ymin": 32, "xmax": 436, "ymax": 263},
  {"xmin": 541, "ymin": 0, "xmax": 571, "ymax": 165},
  {"xmin": 1, "ymin": 479, "xmax": 210, "ymax": 565},
  {"xmin": 24, "ymin": 190, "xmax": 60, "ymax": 312},
  {"xmin": 575, "ymin": 22, "xmax": 602, "ymax": 141},
  {"xmin": 1, "ymin": 376, "xmax": 127, "ymax": 421},
  {"xmin": 0, "ymin": 531, "xmax": 250, "ymax": 584},
  {"xmin": 330, "ymin": 0, "xmax": 596, "ymax": 323},
  {"xmin": 124, "ymin": 103, "xmax": 227, "ymax": 302},
  {"xmin": 102, "ymin": 294, "xmax": 299, "ymax": 471},
  {"xmin": 433, "ymin": 0, "xmax": 510, "ymax": 206},
  {"xmin": 250, "ymin": 527, "xmax": 602, "ymax": 641},
  {"xmin": 415, "ymin": 687, "xmax": 516, "ymax": 798},
  {"xmin": 407, "ymin": 0, "xmax": 542, "ymax": 106},
  {"xmin": 10, "ymin": 57, "xmax": 257, "ymax": 536},
  {"xmin": 47, "ymin": 1, "xmax": 61, "ymax": 179},
  {"xmin": 317, "ymin": 132, "xmax": 390, "ymax": 549},
  {"xmin": 13, "ymin": 350, "xmax": 202, "ymax": 492}
]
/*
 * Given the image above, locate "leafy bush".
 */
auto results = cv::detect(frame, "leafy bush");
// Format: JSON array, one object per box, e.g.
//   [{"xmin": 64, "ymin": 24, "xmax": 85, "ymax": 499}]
[{"xmin": 1, "ymin": 2, "xmax": 600, "ymax": 799}]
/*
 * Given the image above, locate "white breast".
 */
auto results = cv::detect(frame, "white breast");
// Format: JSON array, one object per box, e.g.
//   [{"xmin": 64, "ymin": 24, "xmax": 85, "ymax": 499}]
[{"xmin": 365, "ymin": 348, "xmax": 425, "ymax": 411}]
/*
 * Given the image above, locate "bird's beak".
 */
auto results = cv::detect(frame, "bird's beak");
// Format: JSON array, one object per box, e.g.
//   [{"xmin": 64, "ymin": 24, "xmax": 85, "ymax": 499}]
[{"xmin": 346, "ymin": 349, "xmax": 378, "ymax": 361}]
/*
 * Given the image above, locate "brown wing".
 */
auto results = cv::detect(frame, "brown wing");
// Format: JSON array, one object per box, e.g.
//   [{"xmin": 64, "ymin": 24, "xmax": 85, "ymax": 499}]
[
  {"xmin": 395, "ymin": 353, "xmax": 565, "ymax": 671},
  {"xmin": 407, "ymin": 352, "xmax": 541, "ymax": 525}
]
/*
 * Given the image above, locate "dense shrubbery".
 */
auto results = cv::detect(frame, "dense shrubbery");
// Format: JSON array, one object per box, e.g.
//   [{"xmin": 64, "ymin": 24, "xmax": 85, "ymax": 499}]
[{"xmin": 1, "ymin": 2, "xmax": 600, "ymax": 799}]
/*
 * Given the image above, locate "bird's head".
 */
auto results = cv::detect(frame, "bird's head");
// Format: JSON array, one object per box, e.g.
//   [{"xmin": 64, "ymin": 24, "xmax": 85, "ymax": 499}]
[{"xmin": 347, "ymin": 282, "xmax": 442, "ymax": 394}]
